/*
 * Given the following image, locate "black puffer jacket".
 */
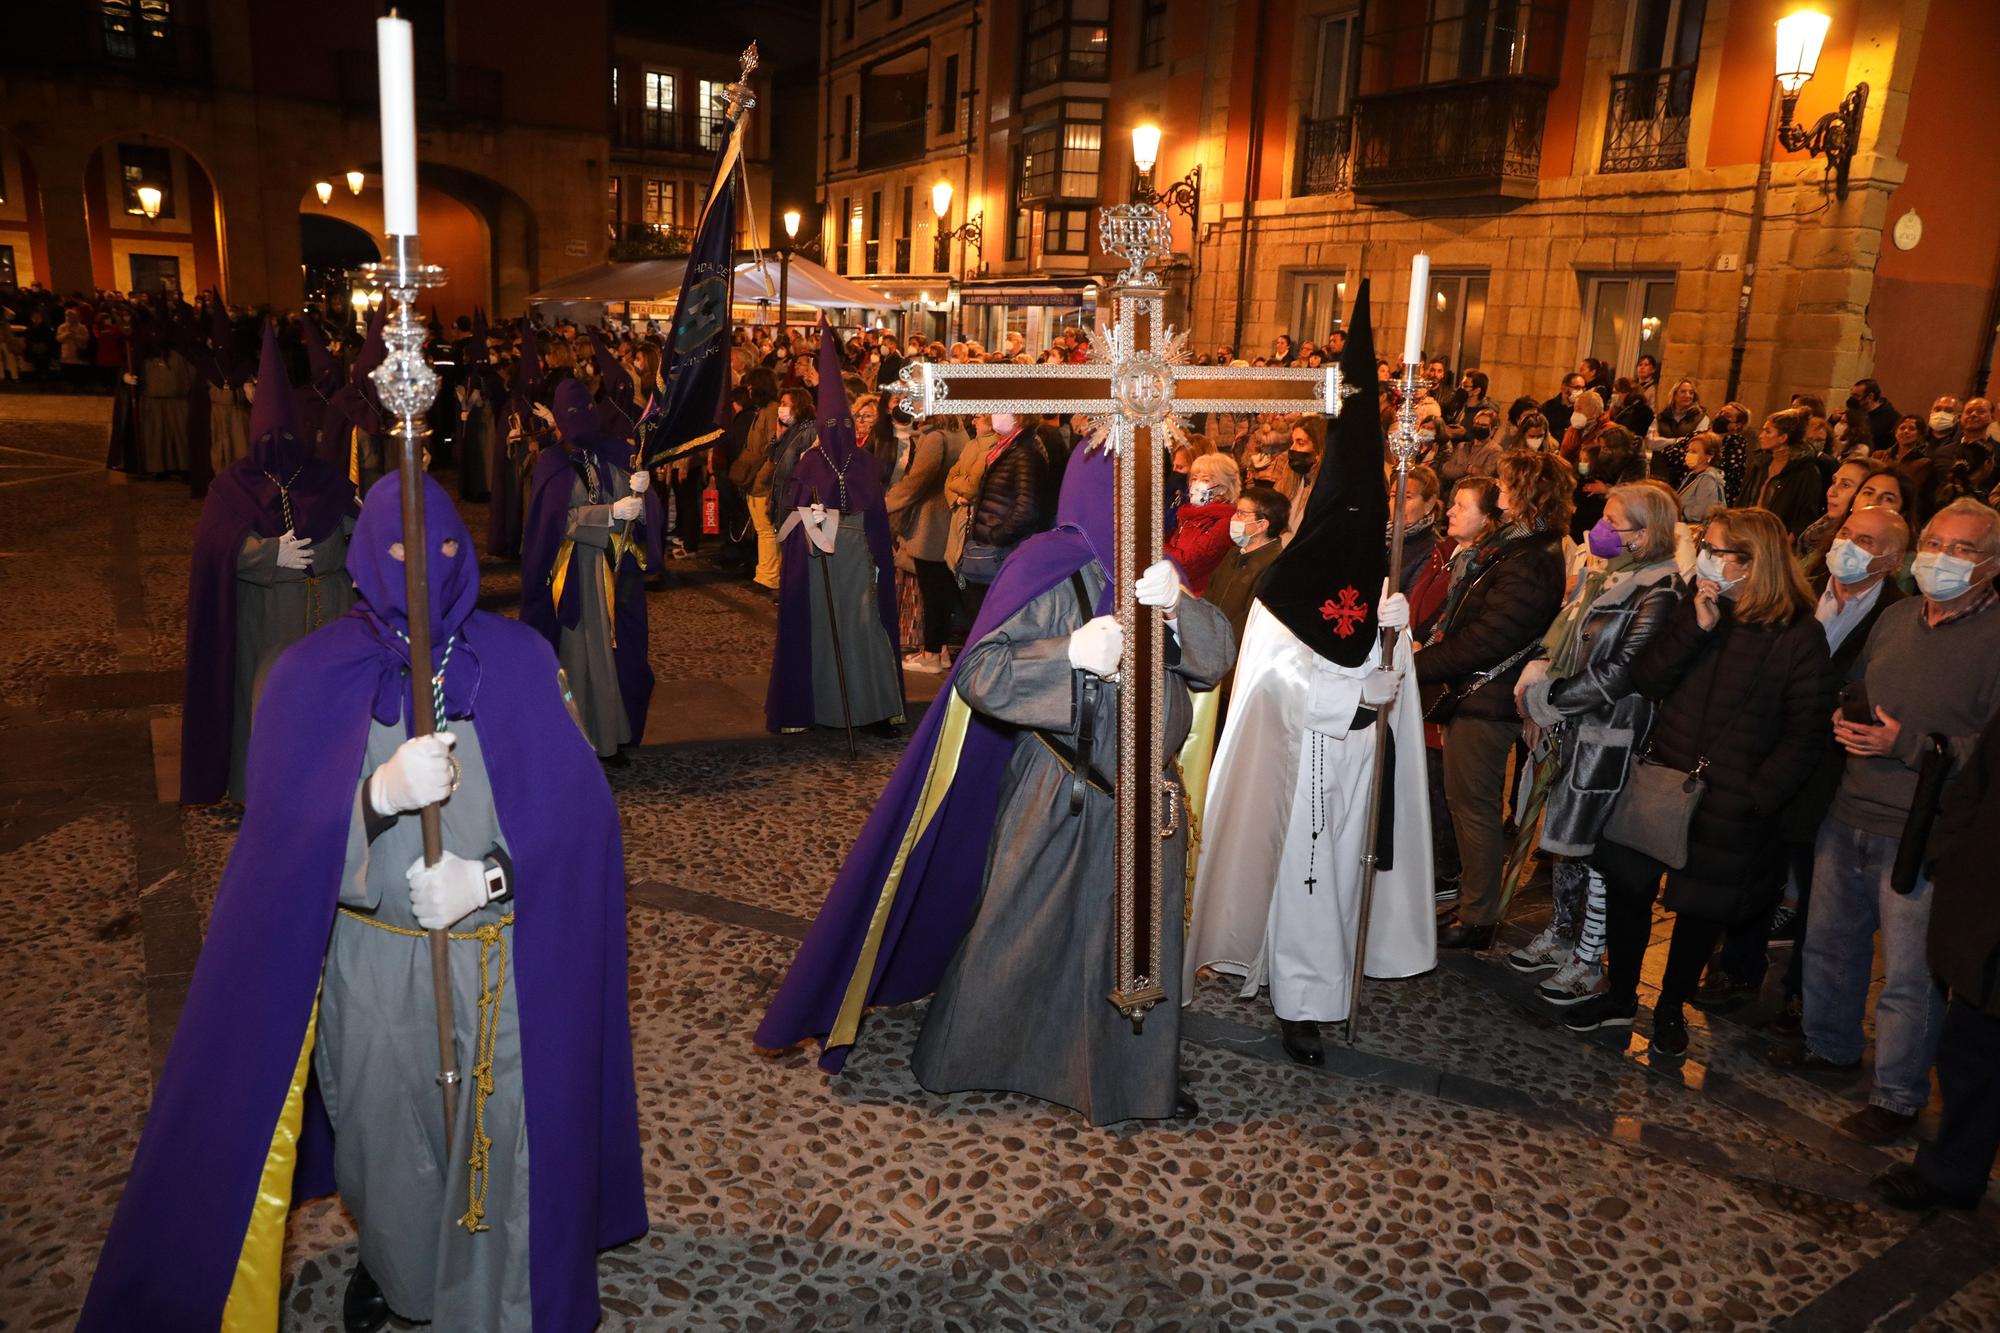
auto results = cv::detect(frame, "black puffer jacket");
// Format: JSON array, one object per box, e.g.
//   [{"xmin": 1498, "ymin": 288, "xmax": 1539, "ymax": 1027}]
[
  {"xmin": 970, "ymin": 431, "xmax": 1047, "ymax": 546},
  {"xmin": 1415, "ymin": 528, "xmax": 1566, "ymax": 721},
  {"xmin": 1758, "ymin": 452, "xmax": 1828, "ymax": 536},
  {"xmin": 1523, "ymin": 561, "xmax": 1684, "ymax": 855},
  {"xmin": 1615, "ymin": 595, "xmax": 1829, "ymax": 920}
]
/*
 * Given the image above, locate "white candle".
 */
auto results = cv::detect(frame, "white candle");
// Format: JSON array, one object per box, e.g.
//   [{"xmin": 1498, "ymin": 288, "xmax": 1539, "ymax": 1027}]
[
  {"xmin": 376, "ymin": 15, "xmax": 419, "ymax": 237},
  {"xmin": 1402, "ymin": 252, "xmax": 1430, "ymax": 368}
]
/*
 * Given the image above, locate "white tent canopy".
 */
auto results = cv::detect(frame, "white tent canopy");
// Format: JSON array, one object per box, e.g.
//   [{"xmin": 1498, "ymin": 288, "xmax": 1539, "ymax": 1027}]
[{"xmin": 528, "ymin": 254, "xmax": 895, "ymax": 320}]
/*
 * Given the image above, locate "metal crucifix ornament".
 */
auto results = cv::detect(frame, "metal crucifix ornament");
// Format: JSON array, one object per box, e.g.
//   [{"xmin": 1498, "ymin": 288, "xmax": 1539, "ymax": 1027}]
[{"xmin": 895, "ymin": 201, "xmax": 1350, "ymax": 1026}]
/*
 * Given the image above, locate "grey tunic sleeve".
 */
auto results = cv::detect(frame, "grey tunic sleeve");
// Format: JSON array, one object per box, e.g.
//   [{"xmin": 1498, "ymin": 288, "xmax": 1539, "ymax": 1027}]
[
  {"xmin": 953, "ymin": 582, "xmax": 1091, "ymax": 733},
  {"xmin": 1168, "ymin": 595, "xmax": 1235, "ymax": 691}
]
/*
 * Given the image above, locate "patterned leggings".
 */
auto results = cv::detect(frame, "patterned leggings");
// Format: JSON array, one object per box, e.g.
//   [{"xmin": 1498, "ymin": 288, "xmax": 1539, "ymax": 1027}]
[{"xmin": 1550, "ymin": 858, "xmax": 1608, "ymax": 965}]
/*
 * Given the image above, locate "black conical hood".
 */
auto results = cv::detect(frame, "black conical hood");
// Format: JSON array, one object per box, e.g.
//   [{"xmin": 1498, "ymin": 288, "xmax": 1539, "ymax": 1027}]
[{"xmin": 1254, "ymin": 278, "xmax": 1389, "ymax": 667}]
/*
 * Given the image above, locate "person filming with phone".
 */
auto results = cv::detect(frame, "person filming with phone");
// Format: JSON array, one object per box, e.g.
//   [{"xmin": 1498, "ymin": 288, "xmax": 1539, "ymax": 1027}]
[{"xmin": 1775, "ymin": 498, "xmax": 2000, "ymax": 1149}]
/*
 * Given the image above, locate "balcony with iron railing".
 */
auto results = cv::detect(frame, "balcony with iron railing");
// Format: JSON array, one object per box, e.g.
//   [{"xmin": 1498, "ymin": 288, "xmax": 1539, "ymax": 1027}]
[
  {"xmin": 0, "ymin": 8, "xmax": 210, "ymax": 84},
  {"xmin": 1600, "ymin": 64, "xmax": 1697, "ymax": 174},
  {"xmin": 615, "ymin": 107, "xmax": 735, "ymax": 158},
  {"xmin": 1294, "ymin": 114, "xmax": 1354, "ymax": 196},
  {"xmin": 1350, "ymin": 77, "xmax": 1551, "ymax": 201},
  {"xmin": 893, "ymin": 237, "xmax": 912, "ymax": 275}
]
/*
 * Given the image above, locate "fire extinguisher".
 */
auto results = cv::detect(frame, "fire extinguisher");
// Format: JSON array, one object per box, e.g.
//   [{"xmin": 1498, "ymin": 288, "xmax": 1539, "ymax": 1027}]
[{"xmin": 701, "ymin": 485, "xmax": 720, "ymax": 535}]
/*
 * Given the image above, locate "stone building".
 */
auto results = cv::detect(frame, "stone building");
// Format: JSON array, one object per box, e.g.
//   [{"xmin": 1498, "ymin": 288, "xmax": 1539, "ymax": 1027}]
[
  {"xmin": 1, "ymin": 0, "xmax": 816, "ymax": 321},
  {"xmin": 820, "ymin": 0, "xmax": 1999, "ymax": 414}
]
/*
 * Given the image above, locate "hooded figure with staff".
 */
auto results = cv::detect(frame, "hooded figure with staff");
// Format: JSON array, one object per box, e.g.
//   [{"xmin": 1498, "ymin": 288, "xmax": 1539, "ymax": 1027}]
[{"xmin": 1185, "ymin": 280, "xmax": 1436, "ymax": 1065}]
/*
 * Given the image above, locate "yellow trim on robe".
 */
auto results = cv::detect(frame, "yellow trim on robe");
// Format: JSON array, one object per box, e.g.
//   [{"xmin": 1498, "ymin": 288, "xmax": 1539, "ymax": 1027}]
[
  {"xmin": 548, "ymin": 538, "xmax": 576, "ymax": 617},
  {"xmin": 221, "ymin": 996, "xmax": 321, "ymax": 1333},
  {"xmin": 1178, "ymin": 685, "xmax": 1222, "ymax": 919},
  {"xmin": 826, "ymin": 690, "xmax": 975, "ymax": 1049}
]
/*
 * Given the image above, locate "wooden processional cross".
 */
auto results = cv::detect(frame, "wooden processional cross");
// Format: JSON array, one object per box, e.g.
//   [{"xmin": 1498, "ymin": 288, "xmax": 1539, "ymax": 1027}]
[{"xmin": 895, "ymin": 203, "xmax": 1355, "ymax": 1026}]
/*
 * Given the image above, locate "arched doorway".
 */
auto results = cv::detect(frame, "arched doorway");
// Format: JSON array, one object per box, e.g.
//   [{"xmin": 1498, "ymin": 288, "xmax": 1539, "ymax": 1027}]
[
  {"xmin": 81, "ymin": 135, "xmax": 224, "ymax": 295},
  {"xmin": 299, "ymin": 213, "xmax": 380, "ymax": 313},
  {"xmin": 0, "ymin": 132, "xmax": 49, "ymax": 287},
  {"xmin": 297, "ymin": 173, "xmax": 492, "ymax": 324}
]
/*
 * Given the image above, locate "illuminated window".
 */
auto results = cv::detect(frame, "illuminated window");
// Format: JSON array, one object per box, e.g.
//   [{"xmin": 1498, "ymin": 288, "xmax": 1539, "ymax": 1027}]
[
  {"xmin": 644, "ymin": 72, "xmax": 677, "ymax": 149},
  {"xmin": 102, "ymin": 0, "xmax": 172, "ymax": 62},
  {"xmin": 698, "ymin": 79, "xmax": 726, "ymax": 150},
  {"xmin": 1044, "ymin": 207, "xmax": 1092, "ymax": 256},
  {"xmin": 1018, "ymin": 101, "xmax": 1103, "ymax": 204},
  {"xmin": 643, "ymin": 179, "xmax": 676, "ymax": 228},
  {"xmin": 119, "ymin": 143, "xmax": 173, "ymax": 217},
  {"xmin": 1022, "ymin": 0, "xmax": 1110, "ymax": 90}
]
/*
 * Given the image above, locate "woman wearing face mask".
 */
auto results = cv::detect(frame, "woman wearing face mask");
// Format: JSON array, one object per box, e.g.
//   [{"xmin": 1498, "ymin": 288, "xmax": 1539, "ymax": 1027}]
[
  {"xmin": 1165, "ymin": 453, "xmax": 1242, "ymax": 596},
  {"xmin": 885, "ymin": 411, "xmax": 965, "ymax": 673},
  {"xmin": 1270, "ymin": 415, "xmax": 1322, "ymax": 511},
  {"xmin": 1503, "ymin": 408, "xmax": 1553, "ymax": 456},
  {"xmin": 959, "ymin": 410, "xmax": 1048, "ymax": 623},
  {"xmin": 1563, "ymin": 508, "xmax": 1828, "ymax": 1054},
  {"xmin": 1609, "ymin": 376, "xmax": 1655, "ymax": 440},
  {"xmin": 1559, "ymin": 390, "xmax": 1609, "ymax": 466},
  {"xmin": 762, "ymin": 387, "xmax": 820, "ymax": 536},
  {"xmin": 1508, "ymin": 485, "xmax": 1687, "ymax": 1002},
  {"xmin": 1415, "ymin": 457, "xmax": 1572, "ymax": 950},
  {"xmin": 1572, "ymin": 424, "xmax": 1646, "ymax": 541},
  {"xmin": 1437, "ymin": 406, "xmax": 1502, "ymax": 488},
  {"xmin": 1755, "ymin": 408, "xmax": 1829, "ymax": 538}
]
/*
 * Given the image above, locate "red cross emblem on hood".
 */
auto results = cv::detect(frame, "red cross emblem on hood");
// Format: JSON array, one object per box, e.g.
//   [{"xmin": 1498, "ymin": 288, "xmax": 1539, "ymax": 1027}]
[{"xmin": 1319, "ymin": 586, "xmax": 1368, "ymax": 637}]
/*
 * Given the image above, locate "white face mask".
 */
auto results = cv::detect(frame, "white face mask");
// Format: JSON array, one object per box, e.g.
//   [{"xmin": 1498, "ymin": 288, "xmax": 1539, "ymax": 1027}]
[
  {"xmin": 990, "ymin": 412, "xmax": 1017, "ymax": 436},
  {"xmin": 1570, "ymin": 411, "xmax": 1591, "ymax": 430},
  {"xmin": 1912, "ymin": 550, "xmax": 1985, "ymax": 601},
  {"xmin": 1229, "ymin": 517, "xmax": 1254, "ymax": 547},
  {"xmin": 1523, "ymin": 433, "xmax": 1546, "ymax": 450},
  {"xmin": 777, "ymin": 408, "xmax": 794, "ymax": 427},
  {"xmin": 1823, "ymin": 538, "xmax": 1880, "ymax": 586},
  {"xmin": 1414, "ymin": 428, "xmax": 1436, "ymax": 446},
  {"xmin": 1930, "ymin": 411, "xmax": 1960, "ymax": 433},
  {"xmin": 1189, "ymin": 483, "xmax": 1215, "ymax": 505},
  {"xmin": 1694, "ymin": 547, "xmax": 1745, "ymax": 596}
]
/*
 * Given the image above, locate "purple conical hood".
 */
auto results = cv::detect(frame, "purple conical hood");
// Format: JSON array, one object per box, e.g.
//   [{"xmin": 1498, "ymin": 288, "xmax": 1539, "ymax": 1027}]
[
  {"xmin": 247, "ymin": 322, "xmax": 307, "ymax": 470},
  {"xmin": 1054, "ymin": 435, "xmax": 1115, "ymax": 570},
  {"xmin": 519, "ymin": 324, "xmax": 544, "ymax": 393},
  {"xmin": 353, "ymin": 305, "xmax": 388, "ymax": 379},
  {"xmin": 470, "ymin": 307, "xmax": 489, "ymax": 364},
  {"xmin": 301, "ymin": 314, "xmax": 340, "ymax": 391},
  {"xmin": 812, "ymin": 317, "xmax": 856, "ymax": 470}
]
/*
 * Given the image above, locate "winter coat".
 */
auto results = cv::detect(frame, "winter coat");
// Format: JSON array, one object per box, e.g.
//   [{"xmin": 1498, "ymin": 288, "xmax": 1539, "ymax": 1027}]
[
  {"xmin": 1165, "ymin": 499, "xmax": 1238, "ymax": 595},
  {"xmin": 884, "ymin": 425, "xmax": 957, "ymax": 563},
  {"xmin": 1759, "ymin": 453, "xmax": 1828, "ymax": 536},
  {"xmin": 1521, "ymin": 561, "xmax": 1684, "ymax": 855},
  {"xmin": 969, "ymin": 430, "xmax": 1046, "ymax": 547},
  {"xmin": 1414, "ymin": 528, "xmax": 1566, "ymax": 723},
  {"xmin": 731, "ymin": 401, "xmax": 781, "ymax": 494},
  {"xmin": 1926, "ymin": 706, "xmax": 2000, "ymax": 1015},
  {"xmin": 763, "ymin": 417, "xmax": 818, "ymax": 520},
  {"xmin": 1777, "ymin": 580, "xmax": 1902, "ymax": 842},
  {"xmin": 1611, "ymin": 595, "xmax": 1829, "ymax": 921}
]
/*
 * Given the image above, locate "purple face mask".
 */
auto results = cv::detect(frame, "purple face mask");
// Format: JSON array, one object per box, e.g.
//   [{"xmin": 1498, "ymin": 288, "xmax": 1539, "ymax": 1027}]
[{"xmin": 1586, "ymin": 517, "xmax": 1625, "ymax": 559}]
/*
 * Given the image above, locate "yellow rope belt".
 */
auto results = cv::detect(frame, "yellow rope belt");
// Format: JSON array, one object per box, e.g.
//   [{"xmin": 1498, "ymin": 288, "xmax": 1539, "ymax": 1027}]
[{"xmin": 336, "ymin": 906, "xmax": 514, "ymax": 1234}]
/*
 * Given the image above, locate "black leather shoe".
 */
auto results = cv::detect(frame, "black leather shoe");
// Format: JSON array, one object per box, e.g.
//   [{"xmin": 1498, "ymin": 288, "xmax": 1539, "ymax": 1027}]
[
  {"xmin": 1436, "ymin": 919, "xmax": 1495, "ymax": 951},
  {"xmin": 1761, "ymin": 1041, "xmax": 1861, "ymax": 1074},
  {"xmin": 1838, "ymin": 1104, "xmax": 1919, "ymax": 1146},
  {"xmin": 1871, "ymin": 1163, "xmax": 1980, "ymax": 1212},
  {"xmin": 1649, "ymin": 1010, "xmax": 1689, "ymax": 1057},
  {"xmin": 343, "ymin": 1262, "xmax": 390, "ymax": 1333},
  {"xmin": 1690, "ymin": 979, "xmax": 1758, "ymax": 1015},
  {"xmin": 1279, "ymin": 1018, "xmax": 1324, "ymax": 1066},
  {"xmin": 1172, "ymin": 1087, "xmax": 1200, "ymax": 1119}
]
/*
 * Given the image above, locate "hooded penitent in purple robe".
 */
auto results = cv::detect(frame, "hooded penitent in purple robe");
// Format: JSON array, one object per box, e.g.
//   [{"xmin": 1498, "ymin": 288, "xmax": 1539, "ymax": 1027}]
[
  {"xmin": 82, "ymin": 474, "xmax": 646, "ymax": 1331},
  {"xmin": 764, "ymin": 321, "xmax": 903, "ymax": 732},
  {"xmin": 754, "ymin": 444, "xmax": 1119, "ymax": 1070},
  {"xmin": 519, "ymin": 379, "xmax": 655, "ymax": 751},
  {"xmin": 326, "ymin": 306, "xmax": 389, "ymax": 486},
  {"xmin": 179, "ymin": 323, "xmax": 357, "ymax": 805},
  {"xmin": 299, "ymin": 312, "xmax": 344, "ymax": 463}
]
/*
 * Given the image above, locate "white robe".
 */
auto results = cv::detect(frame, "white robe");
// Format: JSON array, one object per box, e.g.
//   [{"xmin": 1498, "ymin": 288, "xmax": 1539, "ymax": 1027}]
[{"xmin": 1185, "ymin": 600, "xmax": 1436, "ymax": 1022}]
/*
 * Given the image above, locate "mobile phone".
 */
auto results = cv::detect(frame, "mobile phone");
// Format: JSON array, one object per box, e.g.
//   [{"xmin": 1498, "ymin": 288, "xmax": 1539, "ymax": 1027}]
[{"xmin": 1838, "ymin": 680, "xmax": 1875, "ymax": 725}]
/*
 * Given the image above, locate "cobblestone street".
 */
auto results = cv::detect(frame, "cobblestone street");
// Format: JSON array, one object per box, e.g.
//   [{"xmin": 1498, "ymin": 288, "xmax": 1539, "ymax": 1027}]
[{"xmin": 3, "ymin": 391, "xmax": 1998, "ymax": 1331}]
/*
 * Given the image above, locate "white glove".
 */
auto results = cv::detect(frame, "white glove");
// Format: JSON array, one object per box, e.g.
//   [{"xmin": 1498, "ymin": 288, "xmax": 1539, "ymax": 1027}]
[
  {"xmin": 610, "ymin": 494, "xmax": 645, "ymax": 521},
  {"xmin": 406, "ymin": 851, "xmax": 490, "ymax": 931},
  {"xmin": 122, "ymin": 371, "xmax": 139, "ymax": 386},
  {"xmin": 367, "ymin": 732, "xmax": 458, "ymax": 816},
  {"xmin": 627, "ymin": 467, "xmax": 651, "ymax": 494},
  {"xmin": 1378, "ymin": 584, "xmax": 1410, "ymax": 631},
  {"xmin": 1360, "ymin": 668, "xmax": 1403, "ymax": 707},
  {"xmin": 1134, "ymin": 559, "xmax": 1183, "ymax": 615},
  {"xmin": 1068, "ymin": 614, "xmax": 1125, "ymax": 678},
  {"xmin": 276, "ymin": 530, "xmax": 314, "ymax": 571},
  {"xmin": 532, "ymin": 403, "xmax": 556, "ymax": 431}
]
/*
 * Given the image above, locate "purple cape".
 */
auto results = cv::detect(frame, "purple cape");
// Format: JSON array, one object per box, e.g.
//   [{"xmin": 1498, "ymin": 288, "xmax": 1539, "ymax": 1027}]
[
  {"xmin": 179, "ymin": 327, "xmax": 355, "ymax": 805},
  {"xmin": 754, "ymin": 446, "xmax": 1115, "ymax": 1068},
  {"xmin": 84, "ymin": 475, "xmax": 646, "ymax": 1330},
  {"xmin": 766, "ymin": 322, "xmax": 903, "ymax": 731}
]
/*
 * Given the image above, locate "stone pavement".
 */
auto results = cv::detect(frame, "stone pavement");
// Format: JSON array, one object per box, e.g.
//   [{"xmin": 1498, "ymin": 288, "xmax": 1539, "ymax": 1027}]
[{"xmin": 2, "ymin": 391, "xmax": 1998, "ymax": 1331}]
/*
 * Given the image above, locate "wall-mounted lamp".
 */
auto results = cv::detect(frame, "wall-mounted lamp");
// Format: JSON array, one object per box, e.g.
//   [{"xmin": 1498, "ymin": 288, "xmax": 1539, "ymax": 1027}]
[
  {"xmin": 315, "ymin": 180, "xmax": 334, "ymax": 205},
  {"xmin": 931, "ymin": 179, "xmax": 983, "ymax": 273},
  {"xmin": 346, "ymin": 170, "xmax": 366, "ymax": 196},
  {"xmin": 1773, "ymin": 9, "xmax": 1867, "ymax": 200},
  {"xmin": 1129, "ymin": 123, "xmax": 1201, "ymax": 222},
  {"xmin": 136, "ymin": 185, "xmax": 163, "ymax": 219}
]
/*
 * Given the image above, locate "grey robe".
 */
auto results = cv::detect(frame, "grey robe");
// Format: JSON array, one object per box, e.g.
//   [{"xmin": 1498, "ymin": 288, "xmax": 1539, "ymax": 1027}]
[
  {"xmin": 138, "ymin": 351, "xmax": 193, "ymax": 473},
  {"xmin": 315, "ymin": 718, "xmax": 531, "ymax": 1331},
  {"xmin": 558, "ymin": 462, "xmax": 637, "ymax": 757},
  {"xmin": 230, "ymin": 523, "xmax": 357, "ymax": 800},
  {"xmin": 911, "ymin": 563, "xmax": 1234, "ymax": 1124},
  {"xmin": 806, "ymin": 512, "xmax": 904, "ymax": 727}
]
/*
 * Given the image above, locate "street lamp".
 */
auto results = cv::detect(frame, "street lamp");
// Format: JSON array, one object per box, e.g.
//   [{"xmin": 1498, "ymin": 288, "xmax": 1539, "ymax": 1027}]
[
  {"xmin": 1128, "ymin": 122, "xmax": 1199, "ymax": 221},
  {"xmin": 346, "ymin": 169, "xmax": 366, "ymax": 196},
  {"xmin": 136, "ymin": 185, "xmax": 162, "ymax": 219},
  {"xmin": 778, "ymin": 207, "xmax": 801, "ymax": 336},
  {"xmin": 1772, "ymin": 8, "xmax": 1867, "ymax": 200},
  {"xmin": 315, "ymin": 179, "xmax": 334, "ymax": 205},
  {"xmin": 931, "ymin": 179, "xmax": 982, "ymax": 275}
]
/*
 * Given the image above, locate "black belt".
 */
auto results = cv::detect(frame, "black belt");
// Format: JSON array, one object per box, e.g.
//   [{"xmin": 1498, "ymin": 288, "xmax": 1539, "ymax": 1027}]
[
  {"xmin": 1351, "ymin": 704, "xmax": 1380, "ymax": 729},
  {"xmin": 1035, "ymin": 729, "xmax": 1115, "ymax": 797}
]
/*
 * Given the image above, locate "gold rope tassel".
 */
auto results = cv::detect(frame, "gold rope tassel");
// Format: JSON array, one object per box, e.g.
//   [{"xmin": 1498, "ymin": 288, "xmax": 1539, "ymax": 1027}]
[{"xmin": 336, "ymin": 908, "xmax": 514, "ymax": 1234}]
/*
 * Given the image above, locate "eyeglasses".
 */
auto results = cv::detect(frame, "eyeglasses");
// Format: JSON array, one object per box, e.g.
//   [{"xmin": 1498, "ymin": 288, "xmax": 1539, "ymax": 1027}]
[
  {"xmin": 1696, "ymin": 539, "xmax": 1751, "ymax": 564},
  {"xmin": 1918, "ymin": 537, "xmax": 1991, "ymax": 562}
]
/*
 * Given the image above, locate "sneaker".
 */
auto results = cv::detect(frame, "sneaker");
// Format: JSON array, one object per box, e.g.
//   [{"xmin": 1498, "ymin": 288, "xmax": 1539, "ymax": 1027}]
[
  {"xmin": 670, "ymin": 538, "xmax": 692, "ymax": 559},
  {"xmin": 1649, "ymin": 1009, "xmax": 1689, "ymax": 1056},
  {"xmin": 1690, "ymin": 978, "xmax": 1759, "ymax": 1015},
  {"xmin": 1767, "ymin": 904, "xmax": 1800, "ymax": 947},
  {"xmin": 1537, "ymin": 956, "xmax": 1607, "ymax": 1006},
  {"xmin": 902, "ymin": 651, "xmax": 947, "ymax": 674},
  {"xmin": 1433, "ymin": 878, "xmax": 1461, "ymax": 905},
  {"xmin": 1506, "ymin": 924, "xmax": 1572, "ymax": 975},
  {"xmin": 1562, "ymin": 994, "xmax": 1637, "ymax": 1032}
]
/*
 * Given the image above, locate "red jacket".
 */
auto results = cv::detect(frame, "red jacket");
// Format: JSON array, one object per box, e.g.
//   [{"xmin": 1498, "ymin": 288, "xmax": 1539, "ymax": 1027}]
[{"xmin": 1165, "ymin": 499, "xmax": 1237, "ymax": 595}]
